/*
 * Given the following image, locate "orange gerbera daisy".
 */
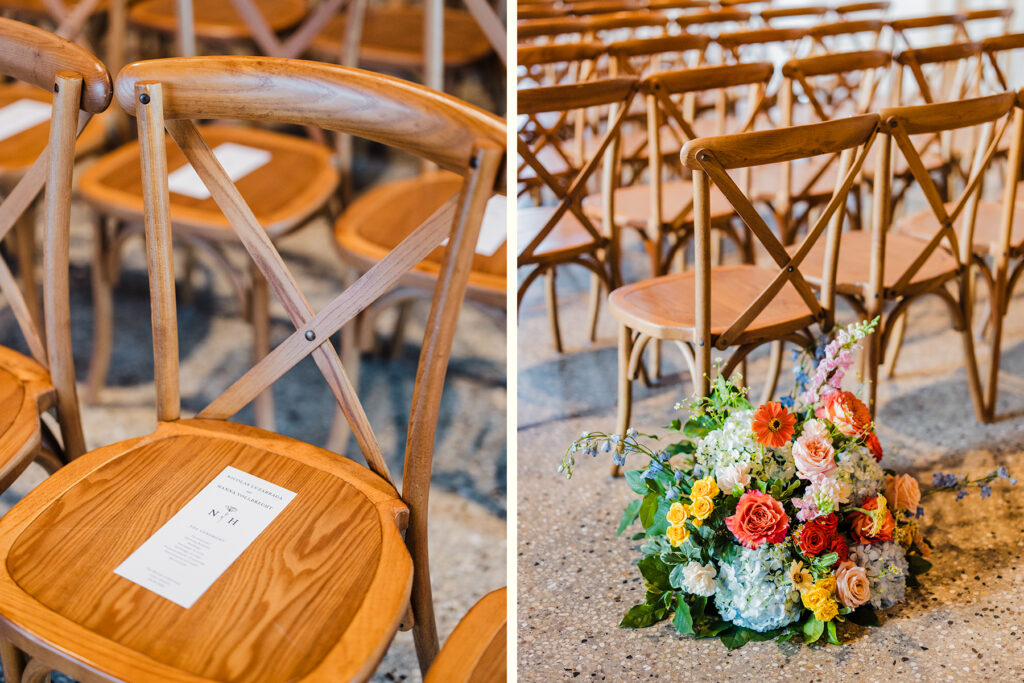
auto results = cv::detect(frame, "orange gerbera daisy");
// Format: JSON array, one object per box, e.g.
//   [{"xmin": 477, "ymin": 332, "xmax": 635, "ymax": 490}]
[{"xmin": 752, "ymin": 401, "xmax": 796, "ymax": 448}]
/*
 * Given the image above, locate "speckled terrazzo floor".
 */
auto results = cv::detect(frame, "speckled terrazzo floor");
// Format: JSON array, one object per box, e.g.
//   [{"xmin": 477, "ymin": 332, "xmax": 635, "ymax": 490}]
[{"xmin": 517, "ymin": 233, "xmax": 1024, "ymax": 681}]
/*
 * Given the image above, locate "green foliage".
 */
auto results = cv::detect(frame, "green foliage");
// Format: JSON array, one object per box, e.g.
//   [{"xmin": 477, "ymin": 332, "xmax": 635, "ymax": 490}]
[
  {"xmin": 802, "ymin": 617, "xmax": 825, "ymax": 644},
  {"xmin": 617, "ymin": 500, "xmax": 642, "ymax": 537}
]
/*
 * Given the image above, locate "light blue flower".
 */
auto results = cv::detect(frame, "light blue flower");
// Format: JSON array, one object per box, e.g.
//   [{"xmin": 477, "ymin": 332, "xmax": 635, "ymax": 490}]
[
  {"xmin": 714, "ymin": 543, "xmax": 801, "ymax": 632},
  {"xmin": 848, "ymin": 542, "xmax": 908, "ymax": 609}
]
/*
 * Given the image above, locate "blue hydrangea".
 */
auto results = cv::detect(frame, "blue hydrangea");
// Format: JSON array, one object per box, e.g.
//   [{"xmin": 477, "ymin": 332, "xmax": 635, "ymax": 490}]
[
  {"xmin": 848, "ymin": 542, "xmax": 908, "ymax": 609},
  {"xmin": 714, "ymin": 543, "xmax": 802, "ymax": 632},
  {"xmin": 835, "ymin": 444, "xmax": 883, "ymax": 505}
]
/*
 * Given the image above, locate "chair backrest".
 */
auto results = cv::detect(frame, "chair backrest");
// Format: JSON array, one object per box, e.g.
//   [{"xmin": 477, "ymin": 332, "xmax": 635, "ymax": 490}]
[
  {"xmin": 605, "ymin": 34, "xmax": 710, "ymax": 77},
  {"xmin": 114, "ymin": 55, "xmax": 504, "ymax": 501},
  {"xmin": 569, "ymin": 0, "xmax": 646, "ymax": 16},
  {"xmin": 981, "ymin": 33, "xmax": 1024, "ymax": 92},
  {"xmin": 517, "ymin": 41, "xmax": 606, "ymax": 88},
  {"xmin": 760, "ymin": 5, "xmax": 830, "ymax": 28},
  {"xmin": 672, "ymin": 7, "xmax": 751, "ymax": 37},
  {"xmin": 0, "ymin": 17, "xmax": 112, "ymax": 459},
  {"xmin": 717, "ymin": 26, "xmax": 808, "ymax": 68},
  {"xmin": 875, "ymin": 93, "xmax": 1016, "ymax": 287},
  {"xmin": 517, "ymin": 77, "xmax": 640, "ymax": 263},
  {"xmin": 889, "ymin": 13, "xmax": 969, "ymax": 50},
  {"xmin": 962, "ymin": 8, "xmax": 1014, "ymax": 41},
  {"xmin": 834, "ymin": 1, "xmax": 889, "ymax": 19},
  {"xmin": 806, "ymin": 19, "xmax": 884, "ymax": 54},
  {"xmin": 680, "ymin": 114, "xmax": 879, "ymax": 359},
  {"xmin": 893, "ymin": 42, "xmax": 983, "ymax": 106}
]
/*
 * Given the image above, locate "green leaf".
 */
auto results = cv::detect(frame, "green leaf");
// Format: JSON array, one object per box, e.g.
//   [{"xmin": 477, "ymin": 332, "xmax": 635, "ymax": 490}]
[
  {"xmin": 619, "ymin": 603, "xmax": 663, "ymax": 629},
  {"xmin": 673, "ymin": 599, "xmax": 694, "ymax": 634},
  {"xmin": 815, "ymin": 552, "xmax": 839, "ymax": 569},
  {"xmin": 695, "ymin": 620, "xmax": 730, "ymax": 638},
  {"xmin": 639, "ymin": 492, "xmax": 659, "ymax": 529},
  {"xmin": 667, "ymin": 418, "xmax": 682, "ymax": 432},
  {"xmin": 617, "ymin": 500, "xmax": 642, "ymax": 537},
  {"xmin": 625, "ymin": 469, "xmax": 648, "ymax": 495},
  {"xmin": 638, "ymin": 554, "xmax": 672, "ymax": 591},
  {"xmin": 755, "ymin": 480, "xmax": 768, "ymax": 493},
  {"xmin": 826, "ymin": 620, "xmax": 840, "ymax": 645},
  {"xmin": 630, "ymin": 532, "xmax": 646, "ymax": 541},
  {"xmin": 669, "ymin": 563, "xmax": 686, "ymax": 590},
  {"xmin": 803, "ymin": 617, "xmax": 824, "ymax": 644},
  {"xmin": 666, "ymin": 441, "xmax": 695, "ymax": 455},
  {"xmin": 907, "ymin": 555, "xmax": 933, "ymax": 576},
  {"xmin": 690, "ymin": 596, "xmax": 707, "ymax": 624},
  {"xmin": 719, "ymin": 626, "xmax": 751, "ymax": 650},
  {"xmin": 683, "ymin": 417, "xmax": 712, "ymax": 439}
]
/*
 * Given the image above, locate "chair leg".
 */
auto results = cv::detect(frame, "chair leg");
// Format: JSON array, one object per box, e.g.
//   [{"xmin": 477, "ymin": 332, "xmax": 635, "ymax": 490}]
[
  {"xmin": 611, "ymin": 323, "xmax": 633, "ymax": 477},
  {"xmin": 759, "ymin": 341, "xmax": 784, "ymax": 404},
  {"xmin": 883, "ymin": 309, "xmax": 907, "ymax": 379},
  {"xmin": 86, "ymin": 215, "xmax": 115, "ymax": 404},
  {"xmin": 250, "ymin": 265, "xmax": 275, "ymax": 432},
  {"xmin": 544, "ymin": 267, "xmax": 564, "ymax": 353},
  {"xmin": 21, "ymin": 656, "xmax": 52, "ymax": 683},
  {"xmin": 1, "ymin": 638, "xmax": 24, "ymax": 683},
  {"xmin": 586, "ymin": 271, "xmax": 601, "ymax": 343},
  {"xmin": 865, "ymin": 312, "xmax": 883, "ymax": 418}
]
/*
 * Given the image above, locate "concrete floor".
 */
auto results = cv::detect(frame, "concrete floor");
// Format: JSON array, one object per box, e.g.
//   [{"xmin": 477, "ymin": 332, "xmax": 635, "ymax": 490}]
[
  {"xmin": 517, "ymin": 233, "xmax": 1024, "ymax": 680},
  {"xmin": 0, "ymin": 135, "xmax": 506, "ymax": 681}
]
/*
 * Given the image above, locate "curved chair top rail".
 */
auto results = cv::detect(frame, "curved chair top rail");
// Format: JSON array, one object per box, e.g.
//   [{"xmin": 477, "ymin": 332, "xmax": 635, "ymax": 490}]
[
  {"xmin": 964, "ymin": 8, "xmax": 1013, "ymax": 21},
  {"xmin": 518, "ymin": 4, "xmax": 568, "ymax": 19},
  {"xmin": 644, "ymin": 61, "xmax": 773, "ymax": 94},
  {"xmin": 760, "ymin": 6, "xmax": 830, "ymax": 21},
  {"xmin": 717, "ymin": 26, "xmax": 808, "ymax": 48},
  {"xmin": 895, "ymin": 41, "xmax": 981, "ymax": 66},
  {"xmin": 517, "ymin": 41, "xmax": 606, "ymax": 66},
  {"xmin": 0, "ymin": 16, "xmax": 110, "ymax": 113},
  {"xmin": 116, "ymin": 57, "xmax": 503, "ymax": 178},
  {"xmin": 518, "ymin": 76, "xmax": 638, "ymax": 114},
  {"xmin": 782, "ymin": 49, "xmax": 891, "ymax": 78},
  {"xmin": 517, "ymin": 16, "xmax": 590, "ymax": 39},
  {"xmin": 834, "ymin": 1, "xmax": 889, "ymax": 13},
  {"xmin": 888, "ymin": 13, "xmax": 965, "ymax": 32},
  {"xmin": 879, "ymin": 91, "xmax": 1016, "ymax": 136},
  {"xmin": 807, "ymin": 19, "xmax": 884, "ymax": 38},
  {"xmin": 681, "ymin": 113, "xmax": 880, "ymax": 170},
  {"xmin": 587, "ymin": 10, "xmax": 670, "ymax": 30},
  {"xmin": 647, "ymin": 0, "xmax": 712, "ymax": 10},
  {"xmin": 719, "ymin": 0, "xmax": 761, "ymax": 7},
  {"xmin": 674, "ymin": 8, "xmax": 751, "ymax": 27},
  {"xmin": 982, "ymin": 32, "xmax": 1024, "ymax": 53},
  {"xmin": 568, "ymin": 0, "xmax": 646, "ymax": 15},
  {"xmin": 605, "ymin": 33, "xmax": 711, "ymax": 57}
]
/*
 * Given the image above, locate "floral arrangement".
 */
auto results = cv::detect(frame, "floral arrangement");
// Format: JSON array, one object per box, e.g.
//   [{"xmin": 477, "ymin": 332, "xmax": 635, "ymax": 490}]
[{"xmin": 560, "ymin": 320, "xmax": 1016, "ymax": 648}]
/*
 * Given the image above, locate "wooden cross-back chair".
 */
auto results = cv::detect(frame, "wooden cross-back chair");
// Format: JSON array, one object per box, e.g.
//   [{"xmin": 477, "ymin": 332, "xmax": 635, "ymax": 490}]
[
  {"xmin": 608, "ymin": 113, "xmax": 880, "ymax": 476},
  {"xmin": 519, "ymin": 2, "xmax": 568, "ymax": 20},
  {"xmin": 981, "ymin": 33, "xmax": 1024, "ymax": 93},
  {"xmin": 716, "ymin": 26, "xmax": 810, "ymax": 65},
  {"xmin": 759, "ymin": 5, "xmax": 830, "ymax": 28},
  {"xmin": 821, "ymin": 93, "xmax": 1015, "ymax": 419},
  {"xmin": 646, "ymin": 0, "xmax": 712, "ymax": 13},
  {"xmin": 78, "ymin": 0, "xmax": 354, "ymax": 430},
  {"xmin": 806, "ymin": 19, "xmax": 885, "ymax": 55},
  {"xmin": 568, "ymin": 0, "xmax": 647, "ymax": 16},
  {"xmin": 518, "ymin": 76, "xmax": 640, "ymax": 352},
  {"xmin": 961, "ymin": 8, "xmax": 1014, "ymax": 42},
  {"xmin": 517, "ymin": 11, "xmax": 670, "ymax": 45},
  {"xmin": 0, "ymin": 55, "xmax": 504, "ymax": 682},
  {"xmin": 833, "ymin": 1, "xmax": 889, "ymax": 20},
  {"xmin": 0, "ymin": 18, "xmax": 109, "ymax": 492},
  {"xmin": 774, "ymin": 49, "xmax": 891, "ymax": 242},
  {"xmin": 672, "ymin": 8, "xmax": 752, "ymax": 45},
  {"xmin": 423, "ymin": 587, "xmax": 506, "ymax": 683},
  {"xmin": 889, "ymin": 14, "xmax": 969, "ymax": 51},
  {"xmin": 517, "ymin": 40, "xmax": 605, "ymax": 90}
]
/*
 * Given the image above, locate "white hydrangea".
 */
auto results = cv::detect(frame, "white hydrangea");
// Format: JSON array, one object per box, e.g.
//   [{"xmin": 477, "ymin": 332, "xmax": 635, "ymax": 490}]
[
  {"xmin": 714, "ymin": 543, "xmax": 802, "ymax": 632},
  {"xmin": 848, "ymin": 542, "xmax": 908, "ymax": 609},
  {"xmin": 835, "ymin": 444, "xmax": 883, "ymax": 505},
  {"xmin": 681, "ymin": 561, "xmax": 717, "ymax": 597},
  {"xmin": 695, "ymin": 409, "xmax": 796, "ymax": 485}
]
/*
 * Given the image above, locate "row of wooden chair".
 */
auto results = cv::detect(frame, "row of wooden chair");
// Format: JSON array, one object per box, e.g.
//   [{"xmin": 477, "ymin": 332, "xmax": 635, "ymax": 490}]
[{"xmin": 0, "ymin": 17, "xmax": 505, "ymax": 683}]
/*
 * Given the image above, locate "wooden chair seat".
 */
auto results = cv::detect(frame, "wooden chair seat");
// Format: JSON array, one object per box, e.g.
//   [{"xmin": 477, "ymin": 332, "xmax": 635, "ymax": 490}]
[
  {"xmin": 311, "ymin": 7, "xmax": 493, "ymax": 70},
  {"xmin": 78, "ymin": 123, "xmax": 337, "ymax": 241},
  {"xmin": 0, "ymin": 345, "xmax": 56, "ymax": 492},
  {"xmin": 608, "ymin": 264, "xmax": 817, "ymax": 343},
  {"xmin": 128, "ymin": 0, "xmax": 307, "ymax": 41},
  {"xmin": 750, "ymin": 159, "xmax": 840, "ymax": 202},
  {"xmin": 896, "ymin": 200, "xmax": 1024, "ymax": 255},
  {"xmin": 519, "ymin": 204, "xmax": 600, "ymax": 260},
  {"xmin": 0, "ymin": 418, "xmax": 412, "ymax": 683},
  {"xmin": 0, "ymin": 82, "xmax": 106, "ymax": 183},
  {"xmin": 790, "ymin": 229, "xmax": 960, "ymax": 296},
  {"xmin": 424, "ymin": 587, "xmax": 506, "ymax": 683},
  {"xmin": 581, "ymin": 177, "xmax": 737, "ymax": 229},
  {"xmin": 334, "ymin": 171, "xmax": 505, "ymax": 307}
]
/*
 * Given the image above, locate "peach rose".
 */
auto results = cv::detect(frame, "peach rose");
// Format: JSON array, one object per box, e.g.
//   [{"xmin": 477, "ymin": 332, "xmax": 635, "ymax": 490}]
[
  {"xmin": 793, "ymin": 432, "xmax": 837, "ymax": 481},
  {"xmin": 816, "ymin": 391, "xmax": 871, "ymax": 437},
  {"xmin": 724, "ymin": 490, "xmax": 789, "ymax": 549},
  {"xmin": 885, "ymin": 473, "xmax": 921, "ymax": 513},
  {"xmin": 835, "ymin": 560, "xmax": 871, "ymax": 609},
  {"xmin": 849, "ymin": 496, "xmax": 895, "ymax": 545}
]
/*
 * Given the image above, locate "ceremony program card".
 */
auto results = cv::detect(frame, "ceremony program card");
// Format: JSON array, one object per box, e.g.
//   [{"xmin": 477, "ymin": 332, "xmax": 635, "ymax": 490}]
[
  {"xmin": 0, "ymin": 99, "xmax": 51, "ymax": 142},
  {"xmin": 167, "ymin": 142, "xmax": 272, "ymax": 199},
  {"xmin": 114, "ymin": 466, "xmax": 297, "ymax": 608}
]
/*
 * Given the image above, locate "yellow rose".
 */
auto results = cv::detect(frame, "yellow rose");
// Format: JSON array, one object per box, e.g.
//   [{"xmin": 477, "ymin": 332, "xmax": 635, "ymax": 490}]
[
  {"xmin": 816, "ymin": 577, "xmax": 837, "ymax": 596},
  {"xmin": 801, "ymin": 586, "xmax": 829, "ymax": 612},
  {"xmin": 691, "ymin": 476, "xmax": 720, "ymax": 499},
  {"xmin": 690, "ymin": 495, "xmax": 715, "ymax": 521},
  {"xmin": 666, "ymin": 502, "xmax": 688, "ymax": 526},
  {"xmin": 813, "ymin": 599, "xmax": 839, "ymax": 622},
  {"xmin": 667, "ymin": 523, "xmax": 689, "ymax": 547}
]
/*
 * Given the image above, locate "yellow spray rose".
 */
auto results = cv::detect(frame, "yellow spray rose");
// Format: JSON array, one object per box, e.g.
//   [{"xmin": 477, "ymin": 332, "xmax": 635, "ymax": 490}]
[
  {"xmin": 816, "ymin": 576, "xmax": 837, "ymax": 596},
  {"xmin": 666, "ymin": 502, "xmax": 688, "ymax": 526},
  {"xmin": 813, "ymin": 598, "xmax": 839, "ymax": 622},
  {"xmin": 801, "ymin": 586, "xmax": 830, "ymax": 612},
  {"xmin": 667, "ymin": 523, "xmax": 689, "ymax": 547},
  {"xmin": 691, "ymin": 476, "xmax": 720, "ymax": 499},
  {"xmin": 690, "ymin": 495, "xmax": 715, "ymax": 521}
]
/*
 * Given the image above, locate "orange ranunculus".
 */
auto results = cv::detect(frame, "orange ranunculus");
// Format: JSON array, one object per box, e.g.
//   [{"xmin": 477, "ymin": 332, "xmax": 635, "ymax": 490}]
[
  {"xmin": 751, "ymin": 402, "xmax": 796, "ymax": 448},
  {"xmin": 724, "ymin": 489, "xmax": 789, "ymax": 549},
  {"xmin": 848, "ymin": 495, "xmax": 895, "ymax": 545},
  {"xmin": 816, "ymin": 391, "xmax": 871, "ymax": 438}
]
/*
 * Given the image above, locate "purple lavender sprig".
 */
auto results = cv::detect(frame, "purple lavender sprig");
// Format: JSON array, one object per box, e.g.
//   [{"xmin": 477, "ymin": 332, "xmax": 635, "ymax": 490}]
[{"xmin": 926, "ymin": 467, "xmax": 1017, "ymax": 501}]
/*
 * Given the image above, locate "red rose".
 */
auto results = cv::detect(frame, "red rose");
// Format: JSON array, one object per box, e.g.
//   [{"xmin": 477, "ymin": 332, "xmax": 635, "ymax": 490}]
[
  {"xmin": 848, "ymin": 496, "xmax": 895, "ymax": 545},
  {"xmin": 866, "ymin": 433, "xmax": 883, "ymax": 462},
  {"xmin": 830, "ymin": 534, "xmax": 849, "ymax": 563},
  {"xmin": 817, "ymin": 513, "xmax": 838, "ymax": 534},
  {"xmin": 725, "ymin": 490, "xmax": 789, "ymax": 549},
  {"xmin": 797, "ymin": 522, "xmax": 829, "ymax": 556}
]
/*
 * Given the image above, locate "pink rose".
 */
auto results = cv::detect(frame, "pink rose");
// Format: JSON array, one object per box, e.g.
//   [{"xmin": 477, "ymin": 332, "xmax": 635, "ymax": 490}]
[
  {"xmin": 793, "ymin": 432, "xmax": 837, "ymax": 481},
  {"xmin": 885, "ymin": 473, "xmax": 921, "ymax": 512},
  {"xmin": 835, "ymin": 560, "xmax": 871, "ymax": 609}
]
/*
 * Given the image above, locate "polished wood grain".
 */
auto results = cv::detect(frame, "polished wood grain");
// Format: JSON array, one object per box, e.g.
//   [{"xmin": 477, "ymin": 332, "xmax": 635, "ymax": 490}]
[
  {"xmin": 128, "ymin": 0, "xmax": 307, "ymax": 40},
  {"xmin": 0, "ymin": 346, "xmax": 55, "ymax": 493},
  {"xmin": 424, "ymin": 587, "xmax": 506, "ymax": 683},
  {"xmin": 312, "ymin": 6, "xmax": 492, "ymax": 69},
  {"xmin": 79, "ymin": 124, "xmax": 338, "ymax": 240}
]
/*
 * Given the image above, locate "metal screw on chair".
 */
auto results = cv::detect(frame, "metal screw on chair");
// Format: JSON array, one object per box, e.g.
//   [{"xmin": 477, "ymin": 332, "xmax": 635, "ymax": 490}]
[
  {"xmin": 139, "ymin": 93, "xmax": 150, "ymax": 104},
  {"xmin": 305, "ymin": 330, "xmax": 316, "ymax": 341}
]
